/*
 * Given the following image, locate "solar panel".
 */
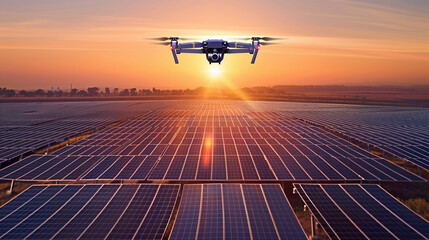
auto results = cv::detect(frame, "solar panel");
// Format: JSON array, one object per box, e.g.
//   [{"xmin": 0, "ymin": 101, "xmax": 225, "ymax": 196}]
[
  {"xmin": 170, "ymin": 184, "xmax": 306, "ymax": 240},
  {"xmin": 280, "ymin": 105, "xmax": 429, "ymax": 171},
  {"xmin": 295, "ymin": 184, "xmax": 429, "ymax": 240},
  {"xmin": 2, "ymin": 100, "xmax": 424, "ymax": 182},
  {"xmin": 0, "ymin": 184, "xmax": 180, "ymax": 240}
]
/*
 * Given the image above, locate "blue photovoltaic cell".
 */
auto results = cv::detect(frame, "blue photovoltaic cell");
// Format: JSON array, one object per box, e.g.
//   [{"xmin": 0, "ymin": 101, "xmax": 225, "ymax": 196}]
[
  {"xmin": 49, "ymin": 156, "xmax": 90, "ymax": 179},
  {"xmin": 295, "ymin": 185, "xmax": 336, "ymax": 238},
  {"xmin": 226, "ymin": 155, "xmax": 243, "ymax": 180},
  {"xmin": 149, "ymin": 156, "xmax": 173, "ymax": 179},
  {"xmin": 171, "ymin": 184, "xmax": 306, "ymax": 240},
  {"xmin": 300, "ymin": 185, "xmax": 367, "ymax": 239},
  {"xmin": 223, "ymin": 185, "xmax": 251, "ymax": 240},
  {"xmin": 322, "ymin": 185, "xmax": 396, "ymax": 239},
  {"xmin": 212, "ymin": 155, "xmax": 226, "ymax": 180},
  {"xmin": 165, "ymin": 155, "xmax": 186, "ymax": 179},
  {"xmin": 169, "ymin": 185, "xmax": 201, "ymax": 240},
  {"xmin": 239, "ymin": 156, "xmax": 259, "ymax": 179},
  {"xmin": 293, "ymin": 156, "xmax": 327, "ymax": 180},
  {"xmin": 197, "ymin": 184, "xmax": 223, "ymax": 240},
  {"xmin": 196, "ymin": 156, "xmax": 212, "ymax": 180},
  {"xmin": 242, "ymin": 185, "xmax": 279, "ymax": 240},
  {"xmin": 106, "ymin": 185, "xmax": 159, "ymax": 239},
  {"xmin": 362, "ymin": 185, "xmax": 429, "ymax": 238},
  {"xmin": 0, "ymin": 185, "xmax": 64, "ymax": 237},
  {"xmin": 98, "ymin": 156, "xmax": 132, "ymax": 179},
  {"xmin": 280, "ymin": 156, "xmax": 310, "ymax": 180},
  {"xmin": 33, "ymin": 156, "xmax": 79, "ymax": 180},
  {"xmin": 131, "ymin": 156, "xmax": 158, "ymax": 180},
  {"xmin": 2, "ymin": 155, "xmax": 56, "ymax": 179},
  {"xmin": 262, "ymin": 185, "xmax": 307, "ymax": 240},
  {"xmin": 1, "ymin": 185, "xmax": 81, "ymax": 239},
  {"xmin": 297, "ymin": 184, "xmax": 429, "ymax": 240},
  {"xmin": 26, "ymin": 185, "xmax": 101, "ymax": 239},
  {"xmin": 78, "ymin": 185, "xmax": 139, "ymax": 239},
  {"xmin": 64, "ymin": 156, "xmax": 102, "ymax": 180},
  {"xmin": 343, "ymin": 185, "xmax": 425, "ymax": 239},
  {"xmin": 52, "ymin": 185, "xmax": 120, "ymax": 239},
  {"xmin": 133, "ymin": 185, "xmax": 179, "ymax": 239},
  {"xmin": 180, "ymin": 156, "xmax": 198, "ymax": 179},
  {"xmin": 252, "ymin": 156, "xmax": 276, "ymax": 179},
  {"xmin": 265, "ymin": 155, "xmax": 293, "ymax": 180},
  {"xmin": 0, "ymin": 186, "xmax": 46, "ymax": 220},
  {"xmin": 115, "ymin": 156, "xmax": 146, "ymax": 179}
]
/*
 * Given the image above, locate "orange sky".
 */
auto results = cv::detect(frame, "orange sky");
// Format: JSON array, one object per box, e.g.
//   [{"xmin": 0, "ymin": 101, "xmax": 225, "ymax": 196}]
[{"xmin": 0, "ymin": 0, "xmax": 428, "ymax": 90}]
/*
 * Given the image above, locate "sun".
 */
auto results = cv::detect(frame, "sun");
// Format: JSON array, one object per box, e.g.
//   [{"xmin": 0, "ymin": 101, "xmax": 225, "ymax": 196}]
[{"xmin": 208, "ymin": 65, "xmax": 222, "ymax": 78}]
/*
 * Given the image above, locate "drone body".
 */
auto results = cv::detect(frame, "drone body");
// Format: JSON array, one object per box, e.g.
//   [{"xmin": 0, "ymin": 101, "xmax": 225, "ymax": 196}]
[{"xmin": 153, "ymin": 37, "xmax": 281, "ymax": 64}]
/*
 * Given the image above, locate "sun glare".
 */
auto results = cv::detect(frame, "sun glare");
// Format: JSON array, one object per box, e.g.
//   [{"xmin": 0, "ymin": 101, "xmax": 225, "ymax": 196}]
[{"xmin": 208, "ymin": 65, "xmax": 222, "ymax": 78}]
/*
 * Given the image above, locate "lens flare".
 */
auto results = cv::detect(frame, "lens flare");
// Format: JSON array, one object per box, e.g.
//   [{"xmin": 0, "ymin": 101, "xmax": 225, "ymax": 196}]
[{"xmin": 208, "ymin": 65, "xmax": 222, "ymax": 78}]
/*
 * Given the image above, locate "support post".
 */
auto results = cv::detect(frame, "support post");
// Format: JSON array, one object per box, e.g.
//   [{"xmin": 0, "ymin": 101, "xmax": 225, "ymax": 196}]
[
  {"xmin": 7, "ymin": 179, "xmax": 15, "ymax": 194},
  {"xmin": 46, "ymin": 143, "xmax": 50, "ymax": 154},
  {"xmin": 311, "ymin": 214, "xmax": 316, "ymax": 237}
]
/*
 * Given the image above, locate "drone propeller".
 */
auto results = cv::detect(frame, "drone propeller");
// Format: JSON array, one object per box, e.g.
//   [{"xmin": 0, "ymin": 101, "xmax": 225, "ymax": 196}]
[
  {"xmin": 152, "ymin": 41, "xmax": 171, "ymax": 46},
  {"xmin": 259, "ymin": 42, "xmax": 282, "ymax": 46},
  {"xmin": 147, "ymin": 37, "xmax": 192, "ymax": 42},
  {"xmin": 258, "ymin": 37, "xmax": 286, "ymax": 41},
  {"xmin": 234, "ymin": 36, "xmax": 287, "ymax": 44}
]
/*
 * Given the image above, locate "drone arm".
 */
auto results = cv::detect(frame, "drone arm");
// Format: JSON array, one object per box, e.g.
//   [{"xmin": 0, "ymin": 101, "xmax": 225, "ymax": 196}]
[
  {"xmin": 251, "ymin": 49, "xmax": 259, "ymax": 64},
  {"xmin": 227, "ymin": 49, "xmax": 251, "ymax": 54},
  {"xmin": 171, "ymin": 49, "xmax": 179, "ymax": 64},
  {"xmin": 228, "ymin": 42, "xmax": 252, "ymax": 48},
  {"xmin": 178, "ymin": 49, "xmax": 204, "ymax": 54},
  {"xmin": 179, "ymin": 42, "xmax": 203, "ymax": 48}
]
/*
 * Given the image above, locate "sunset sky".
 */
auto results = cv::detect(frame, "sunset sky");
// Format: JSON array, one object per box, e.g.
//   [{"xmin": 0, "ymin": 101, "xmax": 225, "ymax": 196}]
[{"xmin": 0, "ymin": 0, "xmax": 428, "ymax": 90}]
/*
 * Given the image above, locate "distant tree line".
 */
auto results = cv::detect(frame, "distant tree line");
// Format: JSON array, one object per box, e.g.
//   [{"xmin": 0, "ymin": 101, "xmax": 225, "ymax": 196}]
[
  {"xmin": 0, "ymin": 86, "xmax": 207, "ymax": 98},
  {"xmin": 4, "ymin": 85, "xmax": 425, "ymax": 99}
]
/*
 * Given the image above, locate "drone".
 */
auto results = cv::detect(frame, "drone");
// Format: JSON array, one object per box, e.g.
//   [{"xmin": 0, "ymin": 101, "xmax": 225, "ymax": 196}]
[{"xmin": 150, "ymin": 37, "xmax": 285, "ymax": 64}]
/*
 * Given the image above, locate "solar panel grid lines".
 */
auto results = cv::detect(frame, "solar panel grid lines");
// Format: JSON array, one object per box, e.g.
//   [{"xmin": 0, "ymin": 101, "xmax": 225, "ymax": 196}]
[
  {"xmin": 7, "ymin": 185, "xmax": 85, "ymax": 239},
  {"xmin": 0, "ymin": 100, "xmax": 426, "ymax": 183},
  {"xmin": 342, "ymin": 185, "xmax": 426, "ymax": 239},
  {"xmin": 294, "ymin": 184, "xmax": 337, "ymax": 239},
  {"xmin": 297, "ymin": 184, "xmax": 365, "ymax": 240},
  {"xmin": 77, "ymin": 185, "xmax": 138, "ymax": 239},
  {"xmin": 26, "ymin": 185, "xmax": 102, "ymax": 239},
  {"xmin": 169, "ymin": 184, "xmax": 307, "ymax": 240},
  {"xmin": 0, "ymin": 184, "xmax": 180, "ymax": 240},
  {"xmin": 295, "ymin": 183, "xmax": 429, "ymax": 240},
  {"xmin": 282, "ymin": 106, "xmax": 429, "ymax": 171},
  {"xmin": 323, "ymin": 185, "xmax": 398, "ymax": 240},
  {"xmin": 361, "ymin": 185, "xmax": 429, "ymax": 237},
  {"xmin": 0, "ymin": 185, "xmax": 68, "ymax": 239}
]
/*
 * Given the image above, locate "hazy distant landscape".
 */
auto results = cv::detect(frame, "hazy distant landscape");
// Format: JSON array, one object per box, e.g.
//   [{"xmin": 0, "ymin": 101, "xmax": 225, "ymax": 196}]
[{"xmin": 2, "ymin": 85, "xmax": 429, "ymax": 107}]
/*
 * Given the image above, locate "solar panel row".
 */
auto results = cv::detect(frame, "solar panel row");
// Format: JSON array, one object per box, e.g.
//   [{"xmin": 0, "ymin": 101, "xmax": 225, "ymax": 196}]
[
  {"xmin": 279, "ymin": 105, "xmax": 429, "ymax": 170},
  {"xmin": 170, "ymin": 184, "xmax": 307, "ymax": 240},
  {"xmin": 0, "ymin": 184, "xmax": 180, "ymax": 239},
  {"xmin": 295, "ymin": 184, "xmax": 429, "ymax": 240},
  {"xmin": 0, "ymin": 100, "xmax": 183, "ymax": 167},
  {"xmin": 0, "ymin": 110, "xmax": 145, "ymax": 166}
]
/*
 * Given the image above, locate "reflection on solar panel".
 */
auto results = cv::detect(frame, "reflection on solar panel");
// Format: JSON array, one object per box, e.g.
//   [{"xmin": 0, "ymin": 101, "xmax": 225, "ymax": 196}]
[
  {"xmin": 0, "ymin": 100, "xmax": 423, "ymax": 182},
  {"xmin": 295, "ymin": 184, "xmax": 429, "ymax": 240},
  {"xmin": 0, "ymin": 184, "xmax": 179, "ymax": 239},
  {"xmin": 170, "ymin": 184, "xmax": 307, "ymax": 240}
]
